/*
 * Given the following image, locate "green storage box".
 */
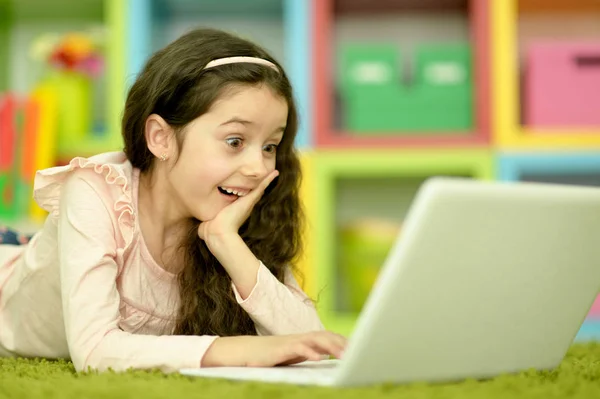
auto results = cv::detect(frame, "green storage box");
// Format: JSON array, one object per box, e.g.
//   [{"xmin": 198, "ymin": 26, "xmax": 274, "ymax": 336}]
[
  {"xmin": 338, "ymin": 43, "xmax": 474, "ymax": 133},
  {"xmin": 415, "ymin": 44, "xmax": 472, "ymax": 89},
  {"xmin": 338, "ymin": 44, "xmax": 401, "ymax": 94},
  {"xmin": 343, "ymin": 85, "xmax": 473, "ymax": 132}
]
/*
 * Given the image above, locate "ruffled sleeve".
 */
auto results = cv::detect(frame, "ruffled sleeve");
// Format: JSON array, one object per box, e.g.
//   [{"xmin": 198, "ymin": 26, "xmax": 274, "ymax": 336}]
[
  {"xmin": 31, "ymin": 152, "xmax": 219, "ymax": 373},
  {"xmin": 33, "ymin": 152, "xmax": 136, "ymax": 252}
]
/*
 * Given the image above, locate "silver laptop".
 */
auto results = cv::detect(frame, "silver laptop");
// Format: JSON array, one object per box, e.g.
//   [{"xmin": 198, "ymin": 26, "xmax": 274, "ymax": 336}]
[{"xmin": 180, "ymin": 177, "xmax": 600, "ymax": 386}]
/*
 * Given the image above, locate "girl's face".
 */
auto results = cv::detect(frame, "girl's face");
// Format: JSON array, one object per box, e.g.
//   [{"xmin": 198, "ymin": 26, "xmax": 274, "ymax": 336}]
[{"xmin": 168, "ymin": 85, "xmax": 288, "ymax": 222}]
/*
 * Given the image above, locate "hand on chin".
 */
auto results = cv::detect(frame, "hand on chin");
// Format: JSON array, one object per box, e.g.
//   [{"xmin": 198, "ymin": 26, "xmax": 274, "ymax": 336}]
[{"xmin": 197, "ymin": 170, "xmax": 279, "ymax": 252}]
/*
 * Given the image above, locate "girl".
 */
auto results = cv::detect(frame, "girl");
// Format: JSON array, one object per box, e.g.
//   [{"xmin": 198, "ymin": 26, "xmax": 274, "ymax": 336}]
[{"xmin": 0, "ymin": 28, "xmax": 346, "ymax": 373}]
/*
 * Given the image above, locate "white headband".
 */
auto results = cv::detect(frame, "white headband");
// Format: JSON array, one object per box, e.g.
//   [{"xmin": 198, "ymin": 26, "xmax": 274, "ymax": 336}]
[{"xmin": 203, "ymin": 56, "xmax": 279, "ymax": 73}]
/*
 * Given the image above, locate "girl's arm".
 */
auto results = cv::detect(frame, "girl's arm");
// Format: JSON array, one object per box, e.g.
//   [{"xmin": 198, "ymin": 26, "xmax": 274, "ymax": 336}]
[
  {"xmin": 197, "ymin": 170, "xmax": 325, "ymax": 336},
  {"xmin": 207, "ymin": 233, "xmax": 325, "ymax": 336},
  {"xmin": 58, "ymin": 172, "xmax": 218, "ymax": 373},
  {"xmin": 58, "ymin": 172, "xmax": 343, "ymax": 371}
]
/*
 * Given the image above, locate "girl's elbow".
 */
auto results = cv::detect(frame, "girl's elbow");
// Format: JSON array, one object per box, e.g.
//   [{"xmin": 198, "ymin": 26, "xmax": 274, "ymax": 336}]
[{"xmin": 70, "ymin": 343, "xmax": 114, "ymax": 373}]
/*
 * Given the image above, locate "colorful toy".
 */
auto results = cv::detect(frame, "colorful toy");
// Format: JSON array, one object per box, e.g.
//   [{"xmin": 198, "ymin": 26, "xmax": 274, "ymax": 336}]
[
  {"xmin": 0, "ymin": 94, "xmax": 17, "ymax": 219},
  {"xmin": 30, "ymin": 30, "xmax": 104, "ymax": 154},
  {"xmin": 0, "ymin": 89, "xmax": 57, "ymax": 222},
  {"xmin": 339, "ymin": 218, "xmax": 401, "ymax": 312},
  {"xmin": 31, "ymin": 31, "xmax": 104, "ymax": 78},
  {"xmin": 28, "ymin": 84, "xmax": 58, "ymax": 221}
]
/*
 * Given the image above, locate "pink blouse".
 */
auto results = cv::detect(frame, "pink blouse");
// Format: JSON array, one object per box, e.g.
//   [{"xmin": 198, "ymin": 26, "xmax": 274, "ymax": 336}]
[{"xmin": 0, "ymin": 152, "xmax": 323, "ymax": 372}]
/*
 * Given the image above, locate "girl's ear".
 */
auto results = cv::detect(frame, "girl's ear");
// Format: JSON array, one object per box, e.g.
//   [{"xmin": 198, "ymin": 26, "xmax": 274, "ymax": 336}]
[{"xmin": 145, "ymin": 114, "xmax": 176, "ymax": 159}]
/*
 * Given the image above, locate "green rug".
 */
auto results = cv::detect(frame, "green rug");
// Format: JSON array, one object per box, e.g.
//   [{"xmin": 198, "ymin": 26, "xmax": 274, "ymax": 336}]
[{"xmin": 1, "ymin": 343, "xmax": 600, "ymax": 399}]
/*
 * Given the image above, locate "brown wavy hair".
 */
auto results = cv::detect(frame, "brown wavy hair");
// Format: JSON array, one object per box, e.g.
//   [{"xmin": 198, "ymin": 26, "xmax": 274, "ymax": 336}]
[{"xmin": 121, "ymin": 28, "xmax": 303, "ymax": 336}]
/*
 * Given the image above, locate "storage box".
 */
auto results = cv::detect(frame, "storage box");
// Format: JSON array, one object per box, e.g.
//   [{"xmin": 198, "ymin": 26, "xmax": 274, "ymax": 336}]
[
  {"xmin": 339, "ymin": 44, "xmax": 401, "ymax": 94},
  {"xmin": 524, "ymin": 41, "xmax": 600, "ymax": 128},
  {"xmin": 343, "ymin": 86, "xmax": 472, "ymax": 133},
  {"xmin": 590, "ymin": 295, "xmax": 600, "ymax": 319},
  {"xmin": 415, "ymin": 44, "xmax": 472, "ymax": 89},
  {"xmin": 339, "ymin": 43, "xmax": 473, "ymax": 133}
]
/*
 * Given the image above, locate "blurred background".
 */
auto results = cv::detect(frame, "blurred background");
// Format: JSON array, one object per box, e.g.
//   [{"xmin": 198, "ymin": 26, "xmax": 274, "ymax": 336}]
[{"xmin": 0, "ymin": 0, "xmax": 599, "ymax": 338}]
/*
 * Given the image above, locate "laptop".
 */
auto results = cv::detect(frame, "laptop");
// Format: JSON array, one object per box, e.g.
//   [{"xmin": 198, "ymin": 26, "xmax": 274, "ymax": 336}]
[{"xmin": 180, "ymin": 177, "xmax": 600, "ymax": 386}]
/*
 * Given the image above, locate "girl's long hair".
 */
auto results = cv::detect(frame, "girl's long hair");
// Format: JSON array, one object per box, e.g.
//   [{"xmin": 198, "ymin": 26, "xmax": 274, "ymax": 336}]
[{"xmin": 121, "ymin": 28, "xmax": 303, "ymax": 336}]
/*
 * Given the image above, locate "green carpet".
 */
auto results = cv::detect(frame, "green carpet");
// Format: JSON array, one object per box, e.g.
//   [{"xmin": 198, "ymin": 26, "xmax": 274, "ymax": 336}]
[{"xmin": 1, "ymin": 343, "xmax": 600, "ymax": 399}]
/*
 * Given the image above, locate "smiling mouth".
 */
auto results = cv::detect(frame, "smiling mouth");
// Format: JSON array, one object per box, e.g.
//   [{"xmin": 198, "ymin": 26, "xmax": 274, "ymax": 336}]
[{"xmin": 218, "ymin": 186, "xmax": 249, "ymax": 197}]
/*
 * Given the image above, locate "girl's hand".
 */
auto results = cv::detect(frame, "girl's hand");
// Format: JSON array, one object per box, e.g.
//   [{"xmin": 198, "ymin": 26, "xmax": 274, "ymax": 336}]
[
  {"xmin": 198, "ymin": 170, "xmax": 279, "ymax": 245},
  {"xmin": 196, "ymin": 170, "xmax": 278, "ymax": 297},
  {"xmin": 202, "ymin": 331, "xmax": 348, "ymax": 367}
]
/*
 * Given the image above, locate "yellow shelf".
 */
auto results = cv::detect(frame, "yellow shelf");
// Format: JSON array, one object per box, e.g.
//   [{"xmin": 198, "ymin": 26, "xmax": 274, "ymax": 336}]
[
  {"xmin": 295, "ymin": 151, "xmax": 317, "ymax": 298},
  {"xmin": 500, "ymin": 129, "xmax": 600, "ymax": 150},
  {"xmin": 492, "ymin": 0, "xmax": 600, "ymax": 150}
]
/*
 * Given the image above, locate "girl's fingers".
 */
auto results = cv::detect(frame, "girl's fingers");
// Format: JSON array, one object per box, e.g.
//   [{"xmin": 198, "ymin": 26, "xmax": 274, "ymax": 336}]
[
  {"xmin": 323, "ymin": 333, "xmax": 347, "ymax": 357},
  {"xmin": 227, "ymin": 170, "xmax": 278, "ymax": 220},
  {"xmin": 217, "ymin": 170, "xmax": 279, "ymax": 230},
  {"xmin": 246, "ymin": 170, "xmax": 279, "ymax": 205},
  {"xmin": 306, "ymin": 335, "xmax": 345, "ymax": 359},
  {"xmin": 277, "ymin": 356, "xmax": 307, "ymax": 366},
  {"xmin": 262, "ymin": 169, "xmax": 279, "ymax": 190},
  {"xmin": 332, "ymin": 334, "xmax": 348, "ymax": 352},
  {"xmin": 278, "ymin": 333, "xmax": 348, "ymax": 366},
  {"xmin": 292, "ymin": 344, "xmax": 323, "ymax": 362}
]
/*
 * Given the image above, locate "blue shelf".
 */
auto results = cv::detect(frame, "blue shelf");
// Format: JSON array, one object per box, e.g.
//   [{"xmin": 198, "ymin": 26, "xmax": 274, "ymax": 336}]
[
  {"xmin": 575, "ymin": 319, "xmax": 600, "ymax": 342},
  {"xmin": 283, "ymin": 0, "xmax": 311, "ymax": 149},
  {"xmin": 127, "ymin": 0, "xmax": 151, "ymax": 87},
  {"xmin": 126, "ymin": 0, "xmax": 311, "ymax": 149},
  {"xmin": 498, "ymin": 152, "xmax": 600, "ymax": 182}
]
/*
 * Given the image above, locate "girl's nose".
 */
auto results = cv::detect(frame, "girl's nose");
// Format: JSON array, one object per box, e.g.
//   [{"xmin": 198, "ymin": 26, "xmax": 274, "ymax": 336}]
[{"xmin": 240, "ymin": 149, "xmax": 269, "ymax": 178}]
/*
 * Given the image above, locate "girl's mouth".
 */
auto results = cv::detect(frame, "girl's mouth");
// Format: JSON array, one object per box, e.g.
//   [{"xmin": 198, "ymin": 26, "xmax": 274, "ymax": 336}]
[{"xmin": 218, "ymin": 186, "xmax": 249, "ymax": 197}]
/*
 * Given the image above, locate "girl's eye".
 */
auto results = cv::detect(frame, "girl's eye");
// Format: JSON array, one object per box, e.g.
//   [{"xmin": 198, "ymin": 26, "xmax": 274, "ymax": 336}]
[
  {"xmin": 263, "ymin": 144, "xmax": 278, "ymax": 154},
  {"xmin": 226, "ymin": 138, "xmax": 243, "ymax": 148}
]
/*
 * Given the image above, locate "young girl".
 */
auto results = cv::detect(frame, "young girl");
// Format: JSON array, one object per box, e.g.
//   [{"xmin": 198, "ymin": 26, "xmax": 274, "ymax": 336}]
[{"xmin": 0, "ymin": 28, "xmax": 346, "ymax": 373}]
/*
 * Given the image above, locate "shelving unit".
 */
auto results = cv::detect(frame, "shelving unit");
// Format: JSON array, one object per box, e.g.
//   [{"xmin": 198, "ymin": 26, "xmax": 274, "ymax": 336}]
[
  {"xmin": 313, "ymin": 149, "xmax": 494, "ymax": 335},
  {"xmin": 0, "ymin": 0, "xmax": 126, "ymax": 161},
  {"xmin": 498, "ymin": 153, "xmax": 600, "ymax": 184},
  {"xmin": 296, "ymin": 151, "xmax": 317, "ymax": 297}
]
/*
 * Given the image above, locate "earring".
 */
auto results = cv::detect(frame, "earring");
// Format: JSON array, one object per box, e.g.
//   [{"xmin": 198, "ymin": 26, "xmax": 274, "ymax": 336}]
[{"xmin": 160, "ymin": 153, "xmax": 167, "ymax": 162}]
